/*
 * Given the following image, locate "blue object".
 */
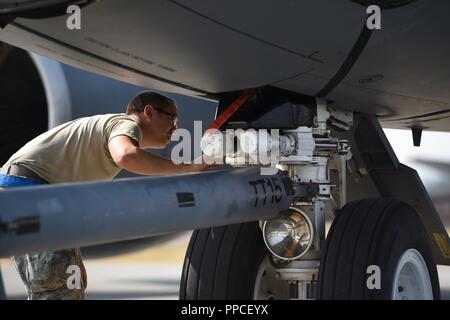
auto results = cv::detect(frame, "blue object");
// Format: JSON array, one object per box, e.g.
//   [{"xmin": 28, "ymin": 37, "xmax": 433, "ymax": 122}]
[
  {"xmin": 0, "ymin": 173, "xmax": 46, "ymax": 300},
  {"xmin": 0, "ymin": 173, "xmax": 47, "ymax": 188},
  {"xmin": 0, "ymin": 168, "xmax": 294, "ymax": 258}
]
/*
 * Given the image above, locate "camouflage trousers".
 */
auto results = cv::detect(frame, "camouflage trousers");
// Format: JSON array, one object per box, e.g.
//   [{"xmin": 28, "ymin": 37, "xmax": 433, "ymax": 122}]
[{"xmin": 12, "ymin": 248, "xmax": 87, "ymax": 300}]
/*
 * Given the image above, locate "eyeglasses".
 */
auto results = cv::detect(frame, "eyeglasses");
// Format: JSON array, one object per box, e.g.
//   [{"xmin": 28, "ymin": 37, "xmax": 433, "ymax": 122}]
[{"xmin": 154, "ymin": 107, "xmax": 178, "ymax": 126}]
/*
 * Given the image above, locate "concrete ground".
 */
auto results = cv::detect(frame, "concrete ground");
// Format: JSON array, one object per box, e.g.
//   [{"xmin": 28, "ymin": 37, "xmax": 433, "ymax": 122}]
[
  {"xmin": 2, "ymin": 232, "xmax": 450, "ymax": 300},
  {"xmin": 1, "ymin": 233, "xmax": 190, "ymax": 300}
]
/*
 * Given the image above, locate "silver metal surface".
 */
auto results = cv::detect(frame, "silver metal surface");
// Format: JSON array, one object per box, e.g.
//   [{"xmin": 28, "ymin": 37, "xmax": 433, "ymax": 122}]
[{"xmin": 0, "ymin": 168, "xmax": 294, "ymax": 257}]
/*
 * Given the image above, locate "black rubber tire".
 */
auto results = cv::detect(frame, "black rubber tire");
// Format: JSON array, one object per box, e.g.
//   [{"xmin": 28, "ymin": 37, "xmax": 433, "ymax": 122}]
[
  {"xmin": 179, "ymin": 222, "xmax": 267, "ymax": 299},
  {"xmin": 318, "ymin": 198, "xmax": 440, "ymax": 299}
]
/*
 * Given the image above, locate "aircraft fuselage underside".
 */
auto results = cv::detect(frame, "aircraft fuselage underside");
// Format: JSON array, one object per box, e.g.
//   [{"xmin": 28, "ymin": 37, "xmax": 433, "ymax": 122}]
[{"xmin": 1, "ymin": 1, "xmax": 450, "ymax": 130}]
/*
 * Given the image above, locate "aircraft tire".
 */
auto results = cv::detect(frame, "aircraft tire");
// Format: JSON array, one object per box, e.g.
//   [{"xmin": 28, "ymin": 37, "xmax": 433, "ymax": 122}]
[
  {"xmin": 318, "ymin": 198, "xmax": 440, "ymax": 299},
  {"xmin": 179, "ymin": 222, "xmax": 268, "ymax": 299}
]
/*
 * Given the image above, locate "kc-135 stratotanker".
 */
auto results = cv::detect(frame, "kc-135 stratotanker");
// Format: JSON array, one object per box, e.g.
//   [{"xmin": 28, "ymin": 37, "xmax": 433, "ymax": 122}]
[{"xmin": 0, "ymin": 0, "xmax": 449, "ymax": 299}]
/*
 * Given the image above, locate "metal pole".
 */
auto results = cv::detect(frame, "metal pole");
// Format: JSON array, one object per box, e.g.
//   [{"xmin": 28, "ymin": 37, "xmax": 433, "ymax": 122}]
[{"xmin": 0, "ymin": 168, "xmax": 293, "ymax": 258}]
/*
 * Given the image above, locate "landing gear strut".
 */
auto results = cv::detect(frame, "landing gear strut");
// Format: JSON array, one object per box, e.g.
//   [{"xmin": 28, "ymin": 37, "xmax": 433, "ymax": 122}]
[{"xmin": 180, "ymin": 87, "xmax": 445, "ymax": 300}]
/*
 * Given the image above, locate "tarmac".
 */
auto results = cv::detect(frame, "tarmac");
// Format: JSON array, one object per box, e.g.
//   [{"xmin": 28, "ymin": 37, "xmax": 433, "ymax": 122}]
[
  {"xmin": 2, "ymin": 232, "xmax": 450, "ymax": 300},
  {"xmin": 1, "ymin": 232, "xmax": 190, "ymax": 300}
]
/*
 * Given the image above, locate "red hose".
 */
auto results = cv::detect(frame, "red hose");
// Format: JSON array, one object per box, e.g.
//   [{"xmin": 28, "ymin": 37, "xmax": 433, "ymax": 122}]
[{"xmin": 207, "ymin": 88, "xmax": 257, "ymax": 130}]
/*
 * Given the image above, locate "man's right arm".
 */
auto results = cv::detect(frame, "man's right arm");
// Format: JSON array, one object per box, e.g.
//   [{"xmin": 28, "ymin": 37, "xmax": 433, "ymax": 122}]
[{"xmin": 108, "ymin": 135, "xmax": 209, "ymax": 175}]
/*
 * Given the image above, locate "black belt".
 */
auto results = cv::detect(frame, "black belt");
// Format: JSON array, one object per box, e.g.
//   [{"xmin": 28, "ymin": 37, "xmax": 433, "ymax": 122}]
[{"xmin": 3, "ymin": 164, "xmax": 48, "ymax": 184}]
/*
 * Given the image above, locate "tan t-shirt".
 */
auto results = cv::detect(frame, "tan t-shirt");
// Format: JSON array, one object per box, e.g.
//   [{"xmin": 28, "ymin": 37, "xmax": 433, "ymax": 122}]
[{"xmin": 2, "ymin": 113, "xmax": 142, "ymax": 183}]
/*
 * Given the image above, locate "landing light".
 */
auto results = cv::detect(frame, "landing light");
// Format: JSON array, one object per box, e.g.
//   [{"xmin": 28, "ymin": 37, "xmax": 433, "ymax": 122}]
[{"xmin": 262, "ymin": 207, "xmax": 314, "ymax": 261}]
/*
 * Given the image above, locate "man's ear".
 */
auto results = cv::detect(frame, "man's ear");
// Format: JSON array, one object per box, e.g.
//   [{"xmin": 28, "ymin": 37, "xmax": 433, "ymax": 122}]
[{"xmin": 143, "ymin": 105, "xmax": 154, "ymax": 120}]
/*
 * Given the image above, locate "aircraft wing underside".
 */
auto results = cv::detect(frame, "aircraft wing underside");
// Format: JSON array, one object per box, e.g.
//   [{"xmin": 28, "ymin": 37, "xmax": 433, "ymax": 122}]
[{"xmin": 1, "ymin": 0, "xmax": 450, "ymax": 131}]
